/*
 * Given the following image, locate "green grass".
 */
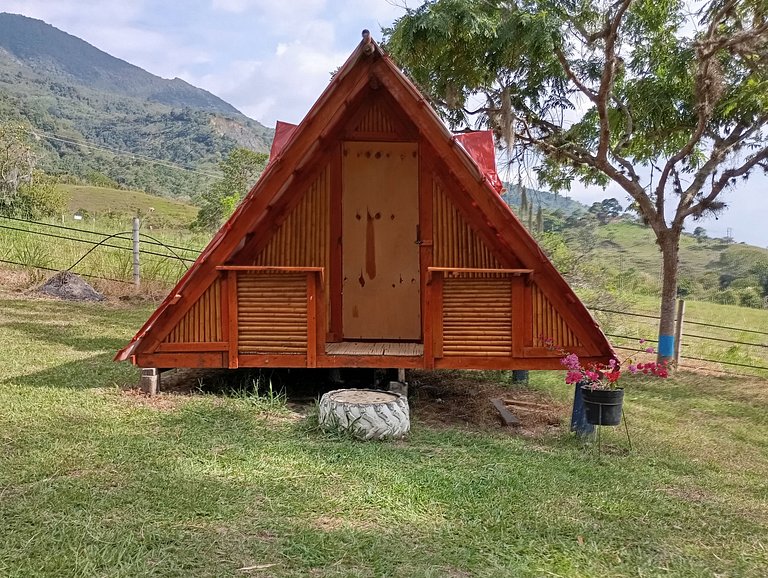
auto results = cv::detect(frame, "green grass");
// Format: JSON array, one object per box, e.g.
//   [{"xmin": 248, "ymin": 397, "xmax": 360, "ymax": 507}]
[
  {"xmin": 60, "ymin": 184, "xmax": 199, "ymax": 229},
  {"xmin": 593, "ymin": 221, "xmax": 741, "ymax": 280},
  {"xmin": 1, "ymin": 190, "xmax": 210, "ymax": 286},
  {"xmin": 592, "ymin": 294, "xmax": 768, "ymax": 377},
  {"xmin": 1, "ymin": 292, "xmax": 767, "ymax": 577}
]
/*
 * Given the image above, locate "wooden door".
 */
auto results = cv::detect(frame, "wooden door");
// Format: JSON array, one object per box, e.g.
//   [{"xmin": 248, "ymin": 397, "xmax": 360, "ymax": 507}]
[{"xmin": 342, "ymin": 141, "xmax": 421, "ymax": 340}]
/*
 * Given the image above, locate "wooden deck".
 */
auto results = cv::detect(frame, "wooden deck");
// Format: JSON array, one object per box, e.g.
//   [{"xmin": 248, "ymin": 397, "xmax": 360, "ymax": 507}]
[{"xmin": 325, "ymin": 342, "xmax": 424, "ymax": 357}]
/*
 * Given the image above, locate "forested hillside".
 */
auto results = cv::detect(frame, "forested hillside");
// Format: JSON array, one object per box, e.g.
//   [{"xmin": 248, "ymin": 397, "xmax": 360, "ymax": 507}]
[{"xmin": 0, "ymin": 13, "xmax": 273, "ymax": 199}]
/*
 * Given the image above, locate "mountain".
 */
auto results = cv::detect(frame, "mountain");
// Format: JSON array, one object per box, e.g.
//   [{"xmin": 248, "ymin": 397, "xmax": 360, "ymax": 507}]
[
  {"xmin": 0, "ymin": 13, "xmax": 273, "ymax": 199},
  {"xmin": 503, "ymin": 183, "xmax": 587, "ymax": 216}
]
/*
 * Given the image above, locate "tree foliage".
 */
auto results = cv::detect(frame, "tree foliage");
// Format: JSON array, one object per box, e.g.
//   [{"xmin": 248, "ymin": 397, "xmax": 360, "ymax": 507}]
[
  {"xmin": 589, "ymin": 197, "xmax": 623, "ymax": 223},
  {"xmin": 385, "ymin": 0, "xmax": 768, "ymax": 355},
  {"xmin": 0, "ymin": 123, "xmax": 64, "ymax": 219},
  {"xmin": 193, "ymin": 147, "xmax": 268, "ymax": 231}
]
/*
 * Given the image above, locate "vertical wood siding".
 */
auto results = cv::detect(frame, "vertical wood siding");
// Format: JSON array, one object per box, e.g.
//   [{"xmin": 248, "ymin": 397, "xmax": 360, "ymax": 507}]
[
  {"xmin": 531, "ymin": 283, "xmax": 582, "ymax": 349},
  {"xmin": 237, "ymin": 272, "xmax": 308, "ymax": 354},
  {"xmin": 442, "ymin": 277, "xmax": 512, "ymax": 356},
  {"xmin": 353, "ymin": 101, "xmax": 396, "ymax": 135},
  {"xmin": 163, "ymin": 278, "xmax": 222, "ymax": 343},
  {"xmin": 255, "ymin": 163, "xmax": 330, "ymax": 269},
  {"xmin": 432, "ymin": 180, "xmax": 501, "ymax": 270}
]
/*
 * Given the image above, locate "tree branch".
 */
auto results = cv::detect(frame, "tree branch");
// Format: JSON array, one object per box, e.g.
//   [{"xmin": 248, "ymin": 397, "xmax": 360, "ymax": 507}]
[
  {"xmin": 677, "ymin": 120, "xmax": 762, "ymax": 216},
  {"xmin": 682, "ymin": 146, "xmax": 768, "ymax": 220},
  {"xmin": 595, "ymin": 0, "xmax": 632, "ymax": 164},
  {"xmin": 554, "ymin": 47, "xmax": 598, "ymax": 102}
]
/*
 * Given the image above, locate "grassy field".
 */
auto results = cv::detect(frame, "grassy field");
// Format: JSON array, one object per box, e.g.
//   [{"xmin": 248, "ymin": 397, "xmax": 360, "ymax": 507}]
[
  {"xmin": 1, "ymin": 292, "xmax": 767, "ymax": 577},
  {"xmin": 0, "ymin": 187, "xmax": 209, "ymax": 287},
  {"xmin": 590, "ymin": 294, "xmax": 768, "ymax": 378},
  {"xmin": 60, "ymin": 184, "xmax": 199, "ymax": 229},
  {"xmin": 593, "ymin": 221, "xmax": 739, "ymax": 280}
]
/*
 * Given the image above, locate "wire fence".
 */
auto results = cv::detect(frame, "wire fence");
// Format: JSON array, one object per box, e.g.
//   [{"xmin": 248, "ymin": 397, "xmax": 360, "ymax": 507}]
[
  {"xmin": 0, "ymin": 215, "xmax": 202, "ymax": 285},
  {"xmin": 1, "ymin": 216, "xmax": 766, "ymax": 378},
  {"xmin": 589, "ymin": 305, "xmax": 768, "ymax": 378}
]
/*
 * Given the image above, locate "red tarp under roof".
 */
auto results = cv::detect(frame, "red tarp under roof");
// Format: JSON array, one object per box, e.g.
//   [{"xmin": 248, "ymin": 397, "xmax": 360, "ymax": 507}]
[{"xmin": 452, "ymin": 131, "xmax": 504, "ymax": 194}]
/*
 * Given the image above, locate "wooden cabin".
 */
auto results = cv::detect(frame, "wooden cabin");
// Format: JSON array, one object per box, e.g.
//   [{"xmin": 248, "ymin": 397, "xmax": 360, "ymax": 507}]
[{"xmin": 116, "ymin": 37, "xmax": 613, "ymax": 372}]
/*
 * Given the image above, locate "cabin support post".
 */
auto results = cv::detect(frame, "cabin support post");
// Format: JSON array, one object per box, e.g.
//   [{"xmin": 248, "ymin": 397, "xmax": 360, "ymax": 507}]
[
  {"xmin": 227, "ymin": 270, "xmax": 239, "ymax": 369},
  {"xmin": 140, "ymin": 367, "xmax": 159, "ymax": 396},
  {"xmin": 307, "ymin": 272, "xmax": 318, "ymax": 368}
]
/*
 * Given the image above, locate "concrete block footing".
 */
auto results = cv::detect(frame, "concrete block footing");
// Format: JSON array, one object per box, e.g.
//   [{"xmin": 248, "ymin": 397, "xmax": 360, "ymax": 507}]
[{"xmin": 140, "ymin": 368, "xmax": 159, "ymax": 396}]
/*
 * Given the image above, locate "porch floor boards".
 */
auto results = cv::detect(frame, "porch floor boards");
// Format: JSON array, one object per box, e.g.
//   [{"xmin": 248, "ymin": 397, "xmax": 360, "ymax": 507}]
[{"xmin": 325, "ymin": 342, "xmax": 424, "ymax": 357}]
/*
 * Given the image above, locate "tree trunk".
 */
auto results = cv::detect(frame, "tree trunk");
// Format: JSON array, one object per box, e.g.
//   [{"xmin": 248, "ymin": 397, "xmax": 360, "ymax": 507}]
[{"xmin": 657, "ymin": 231, "xmax": 680, "ymax": 365}]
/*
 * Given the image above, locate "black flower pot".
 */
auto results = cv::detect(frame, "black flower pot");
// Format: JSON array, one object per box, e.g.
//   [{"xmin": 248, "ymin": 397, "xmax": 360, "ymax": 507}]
[{"xmin": 581, "ymin": 387, "xmax": 624, "ymax": 426}]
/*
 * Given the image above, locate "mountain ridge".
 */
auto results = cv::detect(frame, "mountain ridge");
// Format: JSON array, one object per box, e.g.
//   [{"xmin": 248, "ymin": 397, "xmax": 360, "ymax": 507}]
[
  {"xmin": 0, "ymin": 13, "xmax": 242, "ymax": 116},
  {"xmin": 0, "ymin": 12, "xmax": 273, "ymax": 199}
]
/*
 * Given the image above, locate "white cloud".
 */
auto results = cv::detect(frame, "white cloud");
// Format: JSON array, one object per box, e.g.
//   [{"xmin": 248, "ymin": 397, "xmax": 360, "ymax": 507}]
[
  {"xmin": 211, "ymin": 0, "xmax": 326, "ymax": 22},
  {"xmin": 184, "ymin": 36, "xmax": 348, "ymax": 125},
  {"xmin": 2, "ymin": 0, "xmax": 210, "ymax": 80}
]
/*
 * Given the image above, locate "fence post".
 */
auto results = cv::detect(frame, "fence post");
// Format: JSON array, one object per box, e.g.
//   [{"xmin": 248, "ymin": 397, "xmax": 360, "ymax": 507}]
[
  {"xmin": 674, "ymin": 299, "xmax": 685, "ymax": 366},
  {"xmin": 132, "ymin": 216, "xmax": 140, "ymax": 288}
]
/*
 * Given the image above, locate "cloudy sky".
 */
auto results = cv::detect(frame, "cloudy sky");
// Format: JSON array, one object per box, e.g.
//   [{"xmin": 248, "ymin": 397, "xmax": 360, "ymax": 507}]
[{"xmin": 4, "ymin": 0, "xmax": 766, "ymax": 247}]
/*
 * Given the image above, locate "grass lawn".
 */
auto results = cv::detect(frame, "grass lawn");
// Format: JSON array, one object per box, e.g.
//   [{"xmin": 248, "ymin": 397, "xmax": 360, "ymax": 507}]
[
  {"xmin": 1, "ymin": 292, "xmax": 767, "ymax": 577},
  {"xmin": 60, "ymin": 184, "xmax": 199, "ymax": 228}
]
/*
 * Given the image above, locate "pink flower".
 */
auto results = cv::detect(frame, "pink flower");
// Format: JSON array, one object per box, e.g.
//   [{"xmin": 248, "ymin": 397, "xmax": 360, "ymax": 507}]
[
  {"xmin": 639, "ymin": 338, "xmax": 646, "ymax": 344},
  {"xmin": 645, "ymin": 347, "xmax": 655, "ymax": 354},
  {"xmin": 565, "ymin": 370, "xmax": 583, "ymax": 384},
  {"xmin": 628, "ymin": 364, "xmax": 638, "ymax": 374},
  {"xmin": 560, "ymin": 353, "xmax": 581, "ymax": 371},
  {"xmin": 585, "ymin": 370, "xmax": 601, "ymax": 382}
]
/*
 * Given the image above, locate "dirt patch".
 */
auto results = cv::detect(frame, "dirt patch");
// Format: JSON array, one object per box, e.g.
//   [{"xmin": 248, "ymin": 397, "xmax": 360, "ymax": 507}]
[
  {"xmin": 119, "ymin": 387, "xmax": 192, "ymax": 411},
  {"xmin": 656, "ymin": 485, "xmax": 714, "ymax": 504},
  {"xmin": 37, "ymin": 271, "xmax": 104, "ymax": 301},
  {"xmin": 408, "ymin": 370, "xmax": 567, "ymax": 436},
  {"xmin": 119, "ymin": 367, "xmax": 567, "ymax": 436}
]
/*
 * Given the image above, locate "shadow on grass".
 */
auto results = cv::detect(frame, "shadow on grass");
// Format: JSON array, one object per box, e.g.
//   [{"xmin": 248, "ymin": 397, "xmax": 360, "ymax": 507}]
[
  {"xmin": 1, "ymin": 321, "xmax": 127, "ymax": 353},
  {"xmin": 0, "ymin": 297, "xmax": 138, "ymax": 352},
  {"xmin": 0, "ymin": 352, "xmax": 139, "ymax": 389}
]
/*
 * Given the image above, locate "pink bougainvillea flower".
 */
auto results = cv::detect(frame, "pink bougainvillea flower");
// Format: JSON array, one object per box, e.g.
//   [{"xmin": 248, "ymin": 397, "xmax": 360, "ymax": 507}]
[
  {"xmin": 645, "ymin": 347, "xmax": 655, "ymax": 353},
  {"xmin": 628, "ymin": 364, "xmax": 638, "ymax": 374},
  {"xmin": 565, "ymin": 370, "xmax": 583, "ymax": 384},
  {"xmin": 560, "ymin": 353, "xmax": 581, "ymax": 371}
]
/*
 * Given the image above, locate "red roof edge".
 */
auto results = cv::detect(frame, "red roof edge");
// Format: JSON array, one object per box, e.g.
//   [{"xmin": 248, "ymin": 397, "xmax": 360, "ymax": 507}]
[
  {"xmin": 452, "ymin": 131, "xmax": 504, "ymax": 194},
  {"xmin": 269, "ymin": 121, "xmax": 298, "ymax": 161}
]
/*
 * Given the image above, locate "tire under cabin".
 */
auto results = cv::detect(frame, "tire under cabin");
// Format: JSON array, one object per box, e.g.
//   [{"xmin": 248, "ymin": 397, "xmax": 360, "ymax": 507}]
[{"xmin": 115, "ymin": 38, "xmax": 613, "ymax": 375}]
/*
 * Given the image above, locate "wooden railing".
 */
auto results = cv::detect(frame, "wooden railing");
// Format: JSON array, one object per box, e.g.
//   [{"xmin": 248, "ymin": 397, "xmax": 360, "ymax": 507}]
[
  {"xmin": 427, "ymin": 267, "xmax": 532, "ymax": 360},
  {"xmin": 216, "ymin": 266, "xmax": 325, "ymax": 368}
]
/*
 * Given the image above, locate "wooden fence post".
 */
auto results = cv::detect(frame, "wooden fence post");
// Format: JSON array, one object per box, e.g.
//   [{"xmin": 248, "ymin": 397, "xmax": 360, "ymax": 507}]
[
  {"xmin": 674, "ymin": 299, "xmax": 685, "ymax": 366},
  {"xmin": 132, "ymin": 216, "xmax": 140, "ymax": 288}
]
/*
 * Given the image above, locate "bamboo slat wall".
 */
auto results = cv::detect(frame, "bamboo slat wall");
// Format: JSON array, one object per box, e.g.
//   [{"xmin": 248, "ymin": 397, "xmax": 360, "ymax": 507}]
[
  {"xmin": 255, "ymin": 163, "xmax": 330, "ymax": 269},
  {"xmin": 442, "ymin": 277, "xmax": 512, "ymax": 357},
  {"xmin": 352, "ymin": 101, "xmax": 397, "ymax": 135},
  {"xmin": 237, "ymin": 272, "xmax": 308, "ymax": 354},
  {"xmin": 433, "ymin": 180, "xmax": 501, "ymax": 271},
  {"xmin": 163, "ymin": 278, "xmax": 222, "ymax": 343},
  {"xmin": 532, "ymin": 283, "xmax": 582, "ymax": 349}
]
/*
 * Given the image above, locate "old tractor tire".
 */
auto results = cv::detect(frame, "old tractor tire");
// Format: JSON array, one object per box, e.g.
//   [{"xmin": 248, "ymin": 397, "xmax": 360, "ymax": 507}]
[{"xmin": 318, "ymin": 389, "xmax": 410, "ymax": 440}]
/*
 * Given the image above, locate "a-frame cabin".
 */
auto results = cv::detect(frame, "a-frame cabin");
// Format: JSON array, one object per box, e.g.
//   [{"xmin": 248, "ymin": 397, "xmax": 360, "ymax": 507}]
[{"xmin": 116, "ymin": 37, "xmax": 614, "ymax": 371}]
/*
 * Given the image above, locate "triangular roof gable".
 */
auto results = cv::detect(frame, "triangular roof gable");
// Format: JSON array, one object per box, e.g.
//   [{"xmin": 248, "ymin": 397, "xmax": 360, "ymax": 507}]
[{"xmin": 117, "ymin": 39, "xmax": 611, "ymax": 361}]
